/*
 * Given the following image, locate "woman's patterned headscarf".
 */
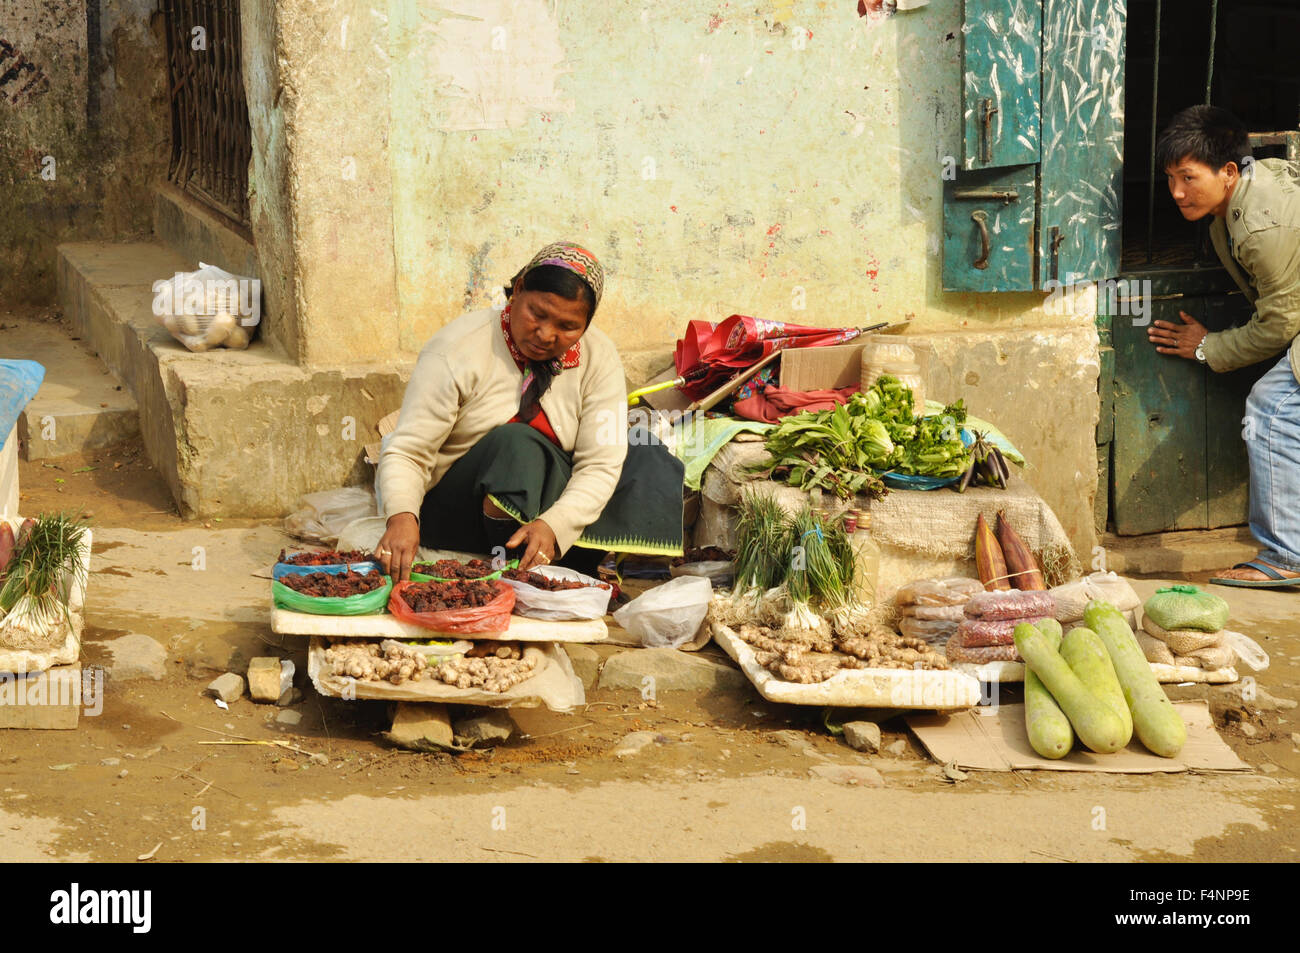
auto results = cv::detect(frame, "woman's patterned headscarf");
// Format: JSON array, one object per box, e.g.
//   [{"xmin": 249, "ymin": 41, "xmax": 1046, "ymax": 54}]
[{"xmin": 511, "ymin": 241, "xmax": 604, "ymax": 314}]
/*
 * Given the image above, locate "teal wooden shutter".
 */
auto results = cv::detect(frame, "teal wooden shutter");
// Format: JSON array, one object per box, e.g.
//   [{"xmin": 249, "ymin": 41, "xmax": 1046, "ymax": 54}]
[{"xmin": 944, "ymin": 0, "xmax": 1127, "ymax": 292}]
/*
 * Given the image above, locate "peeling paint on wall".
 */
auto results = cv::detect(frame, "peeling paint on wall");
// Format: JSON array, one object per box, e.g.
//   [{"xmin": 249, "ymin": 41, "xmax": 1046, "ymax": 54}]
[
  {"xmin": 0, "ymin": 39, "xmax": 49, "ymax": 105},
  {"xmin": 418, "ymin": 0, "xmax": 570, "ymax": 131}
]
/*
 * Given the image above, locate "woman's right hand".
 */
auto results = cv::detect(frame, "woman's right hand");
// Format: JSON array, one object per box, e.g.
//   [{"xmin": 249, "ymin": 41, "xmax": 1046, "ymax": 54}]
[{"xmin": 375, "ymin": 512, "xmax": 420, "ymax": 582}]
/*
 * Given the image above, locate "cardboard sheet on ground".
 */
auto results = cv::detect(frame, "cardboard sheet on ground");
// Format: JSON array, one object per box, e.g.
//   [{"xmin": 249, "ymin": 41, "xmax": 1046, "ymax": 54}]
[
  {"xmin": 307, "ymin": 638, "xmax": 584, "ymax": 712},
  {"xmin": 713, "ymin": 622, "xmax": 981, "ymax": 710},
  {"xmin": 950, "ymin": 660, "xmax": 1239, "ymax": 685},
  {"xmin": 906, "ymin": 701, "xmax": 1247, "ymax": 773}
]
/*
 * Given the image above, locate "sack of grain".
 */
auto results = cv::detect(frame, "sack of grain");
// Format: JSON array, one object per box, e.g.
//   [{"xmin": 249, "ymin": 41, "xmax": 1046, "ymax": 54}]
[
  {"xmin": 1141, "ymin": 616, "xmax": 1220, "ymax": 653},
  {"xmin": 1142, "ymin": 584, "xmax": 1229, "ymax": 633},
  {"xmin": 1050, "ymin": 571, "xmax": 1142, "ymax": 622}
]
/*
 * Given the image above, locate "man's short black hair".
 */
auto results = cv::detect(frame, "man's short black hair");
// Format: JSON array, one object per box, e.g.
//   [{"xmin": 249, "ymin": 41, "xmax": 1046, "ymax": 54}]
[{"xmin": 1156, "ymin": 105, "xmax": 1252, "ymax": 174}]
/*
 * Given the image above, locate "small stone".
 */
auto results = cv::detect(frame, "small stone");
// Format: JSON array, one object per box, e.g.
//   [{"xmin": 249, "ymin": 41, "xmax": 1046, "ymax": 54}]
[
  {"xmin": 1261, "ymin": 763, "xmax": 1280, "ymax": 774},
  {"xmin": 452, "ymin": 709, "xmax": 515, "ymax": 747},
  {"xmin": 204, "ymin": 673, "xmax": 245, "ymax": 704},
  {"xmin": 275, "ymin": 709, "xmax": 302, "ymax": 727},
  {"xmin": 563, "ymin": 644, "xmax": 601, "ymax": 689},
  {"xmin": 597, "ymin": 647, "xmax": 748, "ymax": 692},
  {"xmin": 99, "ymin": 758, "xmax": 120, "ymax": 767},
  {"xmin": 808, "ymin": 764, "xmax": 885, "ymax": 787},
  {"xmin": 943, "ymin": 761, "xmax": 969, "ymax": 782},
  {"xmin": 117, "ymin": 770, "xmax": 128, "ymax": 779},
  {"xmin": 385, "ymin": 703, "xmax": 453, "ymax": 751},
  {"xmin": 769, "ymin": 729, "xmax": 808, "ymax": 749},
  {"xmin": 104, "ymin": 634, "xmax": 167, "ymax": 681},
  {"xmin": 1240, "ymin": 723, "xmax": 1257, "ymax": 738},
  {"xmin": 274, "ymin": 760, "xmax": 299, "ymax": 774},
  {"xmin": 613, "ymin": 730, "xmax": 667, "ymax": 758},
  {"xmin": 843, "ymin": 721, "xmax": 882, "ymax": 754},
  {"xmin": 247, "ymin": 657, "xmax": 283, "ymax": 703},
  {"xmin": 566, "ymin": 768, "xmax": 580, "ymax": 775},
  {"xmin": 886, "ymin": 739, "xmax": 907, "ymax": 757},
  {"xmin": 1290, "ymin": 733, "xmax": 1300, "ymax": 746},
  {"xmin": 277, "ymin": 686, "xmax": 304, "ymax": 707}
]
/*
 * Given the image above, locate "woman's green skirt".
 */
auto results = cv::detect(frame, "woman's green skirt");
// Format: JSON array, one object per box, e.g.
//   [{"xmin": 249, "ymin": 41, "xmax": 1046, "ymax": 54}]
[{"xmin": 418, "ymin": 423, "xmax": 684, "ymax": 557}]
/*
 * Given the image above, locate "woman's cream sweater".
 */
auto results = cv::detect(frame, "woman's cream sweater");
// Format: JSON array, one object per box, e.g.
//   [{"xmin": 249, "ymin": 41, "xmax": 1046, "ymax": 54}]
[{"xmin": 377, "ymin": 308, "xmax": 628, "ymax": 554}]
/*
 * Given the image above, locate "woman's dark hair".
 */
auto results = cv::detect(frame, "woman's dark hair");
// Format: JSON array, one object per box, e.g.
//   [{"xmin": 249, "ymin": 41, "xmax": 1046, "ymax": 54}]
[
  {"xmin": 1156, "ymin": 105, "xmax": 1252, "ymax": 175},
  {"xmin": 503, "ymin": 265, "xmax": 597, "ymax": 322}
]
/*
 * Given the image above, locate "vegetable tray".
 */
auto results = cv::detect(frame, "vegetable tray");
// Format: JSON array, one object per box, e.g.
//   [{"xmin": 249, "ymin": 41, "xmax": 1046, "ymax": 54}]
[{"xmin": 712, "ymin": 622, "xmax": 982, "ymax": 710}]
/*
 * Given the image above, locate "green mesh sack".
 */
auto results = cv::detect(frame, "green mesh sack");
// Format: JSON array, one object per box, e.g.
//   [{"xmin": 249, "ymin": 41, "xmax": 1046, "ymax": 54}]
[
  {"xmin": 272, "ymin": 571, "xmax": 393, "ymax": 615},
  {"xmin": 1142, "ymin": 585, "xmax": 1229, "ymax": 633}
]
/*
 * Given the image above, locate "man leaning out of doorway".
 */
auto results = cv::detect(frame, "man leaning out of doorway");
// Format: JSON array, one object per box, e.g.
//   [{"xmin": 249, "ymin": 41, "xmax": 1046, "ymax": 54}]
[{"xmin": 1147, "ymin": 105, "xmax": 1300, "ymax": 587}]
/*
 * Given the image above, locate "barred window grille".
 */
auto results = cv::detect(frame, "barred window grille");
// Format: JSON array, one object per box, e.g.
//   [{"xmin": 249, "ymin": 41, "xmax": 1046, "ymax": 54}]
[{"xmin": 163, "ymin": 0, "xmax": 252, "ymax": 227}]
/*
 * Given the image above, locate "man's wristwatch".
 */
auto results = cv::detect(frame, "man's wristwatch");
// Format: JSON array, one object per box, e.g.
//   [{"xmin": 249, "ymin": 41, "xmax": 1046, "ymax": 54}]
[{"xmin": 1194, "ymin": 334, "xmax": 1208, "ymax": 364}]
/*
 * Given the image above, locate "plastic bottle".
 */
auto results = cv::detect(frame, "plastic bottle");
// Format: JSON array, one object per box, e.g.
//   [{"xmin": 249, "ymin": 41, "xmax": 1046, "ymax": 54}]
[{"xmin": 849, "ymin": 511, "xmax": 881, "ymax": 608}]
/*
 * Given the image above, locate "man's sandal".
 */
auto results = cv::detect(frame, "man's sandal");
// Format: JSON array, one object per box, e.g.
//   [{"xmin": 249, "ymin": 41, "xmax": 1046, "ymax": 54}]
[{"xmin": 1208, "ymin": 560, "xmax": 1300, "ymax": 589}]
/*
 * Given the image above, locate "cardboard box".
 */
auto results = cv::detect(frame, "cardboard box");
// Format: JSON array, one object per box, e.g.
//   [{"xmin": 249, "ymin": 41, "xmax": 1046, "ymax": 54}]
[
  {"xmin": 780, "ymin": 338, "xmax": 930, "ymax": 394},
  {"xmin": 778, "ymin": 343, "xmax": 866, "ymax": 392}
]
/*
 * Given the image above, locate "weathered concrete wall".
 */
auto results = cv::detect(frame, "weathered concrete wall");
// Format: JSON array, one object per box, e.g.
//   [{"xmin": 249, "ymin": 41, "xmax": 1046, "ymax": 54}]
[
  {"xmin": 263, "ymin": 0, "xmax": 1100, "ymax": 555},
  {"xmin": 0, "ymin": 0, "xmax": 167, "ymax": 303}
]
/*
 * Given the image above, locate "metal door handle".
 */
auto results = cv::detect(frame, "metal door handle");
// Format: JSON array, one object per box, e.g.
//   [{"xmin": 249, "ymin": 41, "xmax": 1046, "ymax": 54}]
[
  {"xmin": 972, "ymin": 210, "xmax": 991, "ymax": 270},
  {"xmin": 979, "ymin": 97, "xmax": 998, "ymax": 164}
]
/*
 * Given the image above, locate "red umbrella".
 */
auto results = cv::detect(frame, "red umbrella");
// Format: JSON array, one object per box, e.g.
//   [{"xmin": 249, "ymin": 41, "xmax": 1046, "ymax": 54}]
[{"xmin": 673, "ymin": 315, "xmax": 873, "ymax": 399}]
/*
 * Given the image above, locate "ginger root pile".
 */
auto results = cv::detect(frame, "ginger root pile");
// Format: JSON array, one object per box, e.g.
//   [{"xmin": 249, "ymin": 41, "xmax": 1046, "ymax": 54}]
[
  {"xmin": 436, "ymin": 653, "xmax": 539, "ymax": 693},
  {"xmin": 737, "ymin": 621, "xmax": 948, "ymax": 684},
  {"xmin": 324, "ymin": 639, "xmax": 430, "ymax": 684}
]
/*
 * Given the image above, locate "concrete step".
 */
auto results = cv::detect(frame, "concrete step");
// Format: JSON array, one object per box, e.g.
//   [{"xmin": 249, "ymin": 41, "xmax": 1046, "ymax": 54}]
[
  {"xmin": 55, "ymin": 241, "xmax": 410, "ymax": 519},
  {"xmin": 5, "ymin": 316, "xmax": 139, "ymax": 460},
  {"xmin": 1099, "ymin": 526, "xmax": 1260, "ymax": 576}
]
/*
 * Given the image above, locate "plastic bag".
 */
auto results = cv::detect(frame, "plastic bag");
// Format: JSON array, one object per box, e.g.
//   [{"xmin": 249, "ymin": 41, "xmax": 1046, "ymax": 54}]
[
  {"xmin": 1221, "ymin": 630, "xmax": 1269, "ymax": 672},
  {"xmin": 154, "ymin": 262, "xmax": 261, "ymax": 352},
  {"xmin": 1142, "ymin": 585, "xmax": 1229, "ymax": 633},
  {"xmin": 964, "ymin": 589, "xmax": 1055, "ymax": 621},
  {"xmin": 613, "ymin": 575, "xmax": 713, "ymax": 648},
  {"xmin": 388, "ymin": 580, "xmax": 515, "ymax": 634},
  {"xmin": 957, "ymin": 615, "xmax": 1051, "ymax": 647},
  {"xmin": 898, "ymin": 616, "xmax": 959, "ymax": 643},
  {"xmin": 283, "ymin": 487, "xmax": 378, "ymax": 546},
  {"xmin": 1051, "ymin": 571, "xmax": 1141, "ymax": 622},
  {"xmin": 902, "ymin": 603, "xmax": 966, "ymax": 622},
  {"xmin": 669, "ymin": 560, "xmax": 735, "ymax": 588},
  {"xmin": 895, "ymin": 576, "xmax": 984, "ymax": 608},
  {"xmin": 944, "ymin": 634, "xmax": 1019, "ymax": 664},
  {"xmin": 499, "ymin": 566, "xmax": 612, "ymax": 621},
  {"xmin": 272, "ymin": 565, "xmax": 392, "ymax": 615}
]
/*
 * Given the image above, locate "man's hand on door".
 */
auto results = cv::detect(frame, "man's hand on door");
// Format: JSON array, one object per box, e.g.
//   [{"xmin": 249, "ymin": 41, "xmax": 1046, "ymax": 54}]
[{"xmin": 1147, "ymin": 310, "xmax": 1207, "ymax": 360}]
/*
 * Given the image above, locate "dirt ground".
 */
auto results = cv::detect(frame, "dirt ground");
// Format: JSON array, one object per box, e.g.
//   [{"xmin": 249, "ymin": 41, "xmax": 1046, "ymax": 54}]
[{"xmin": 3, "ymin": 439, "xmax": 1298, "ymax": 863}]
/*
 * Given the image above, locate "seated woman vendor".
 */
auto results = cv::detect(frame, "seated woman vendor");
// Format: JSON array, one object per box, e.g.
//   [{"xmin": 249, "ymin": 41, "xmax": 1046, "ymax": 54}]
[{"xmin": 374, "ymin": 241, "xmax": 685, "ymax": 582}]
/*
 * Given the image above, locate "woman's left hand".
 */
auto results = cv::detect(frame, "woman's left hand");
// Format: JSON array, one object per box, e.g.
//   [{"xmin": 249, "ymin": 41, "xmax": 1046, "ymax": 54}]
[{"xmin": 507, "ymin": 519, "xmax": 559, "ymax": 570}]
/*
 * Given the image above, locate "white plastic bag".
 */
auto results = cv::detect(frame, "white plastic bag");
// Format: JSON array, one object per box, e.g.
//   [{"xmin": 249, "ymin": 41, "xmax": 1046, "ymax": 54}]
[
  {"xmin": 613, "ymin": 575, "xmax": 713, "ymax": 648},
  {"xmin": 1221, "ymin": 630, "xmax": 1270, "ymax": 672},
  {"xmin": 283, "ymin": 488, "xmax": 377, "ymax": 546},
  {"xmin": 669, "ymin": 560, "xmax": 735, "ymax": 587},
  {"xmin": 153, "ymin": 262, "xmax": 261, "ymax": 352},
  {"xmin": 501, "ymin": 565, "xmax": 613, "ymax": 621}
]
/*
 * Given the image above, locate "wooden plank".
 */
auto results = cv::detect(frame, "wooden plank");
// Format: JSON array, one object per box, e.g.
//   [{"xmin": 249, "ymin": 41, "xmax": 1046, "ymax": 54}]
[
  {"xmin": 1037, "ymin": 0, "xmax": 1126, "ymax": 286},
  {"xmin": 1202, "ymin": 294, "xmax": 1270, "ymax": 528},
  {"xmin": 962, "ymin": 0, "xmax": 1042, "ymax": 169},
  {"xmin": 1095, "ymin": 442, "xmax": 1110, "ymax": 536},
  {"xmin": 1111, "ymin": 296, "xmax": 1208, "ymax": 534},
  {"xmin": 271, "ymin": 606, "xmax": 609, "ymax": 643},
  {"xmin": 1096, "ymin": 345, "xmax": 1115, "ymax": 444}
]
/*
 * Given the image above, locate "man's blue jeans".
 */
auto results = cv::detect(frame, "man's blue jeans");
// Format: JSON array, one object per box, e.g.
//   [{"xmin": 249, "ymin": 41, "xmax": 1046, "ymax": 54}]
[{"xmin": 1245, "ymin": 354, "xmax": 1300, "ymax": 571}]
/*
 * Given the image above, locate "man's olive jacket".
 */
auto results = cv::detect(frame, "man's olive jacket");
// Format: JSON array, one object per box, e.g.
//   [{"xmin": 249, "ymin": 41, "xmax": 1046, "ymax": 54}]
[{"xmin": 1206, "ymin": 156, "xmax": 1300, "ymax": 380}]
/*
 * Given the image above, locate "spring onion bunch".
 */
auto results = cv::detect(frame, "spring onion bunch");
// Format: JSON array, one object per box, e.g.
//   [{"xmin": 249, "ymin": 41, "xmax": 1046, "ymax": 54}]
[{"xmin": 0, "ymin": 512, "xmax": 89, "ymax": 628}]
